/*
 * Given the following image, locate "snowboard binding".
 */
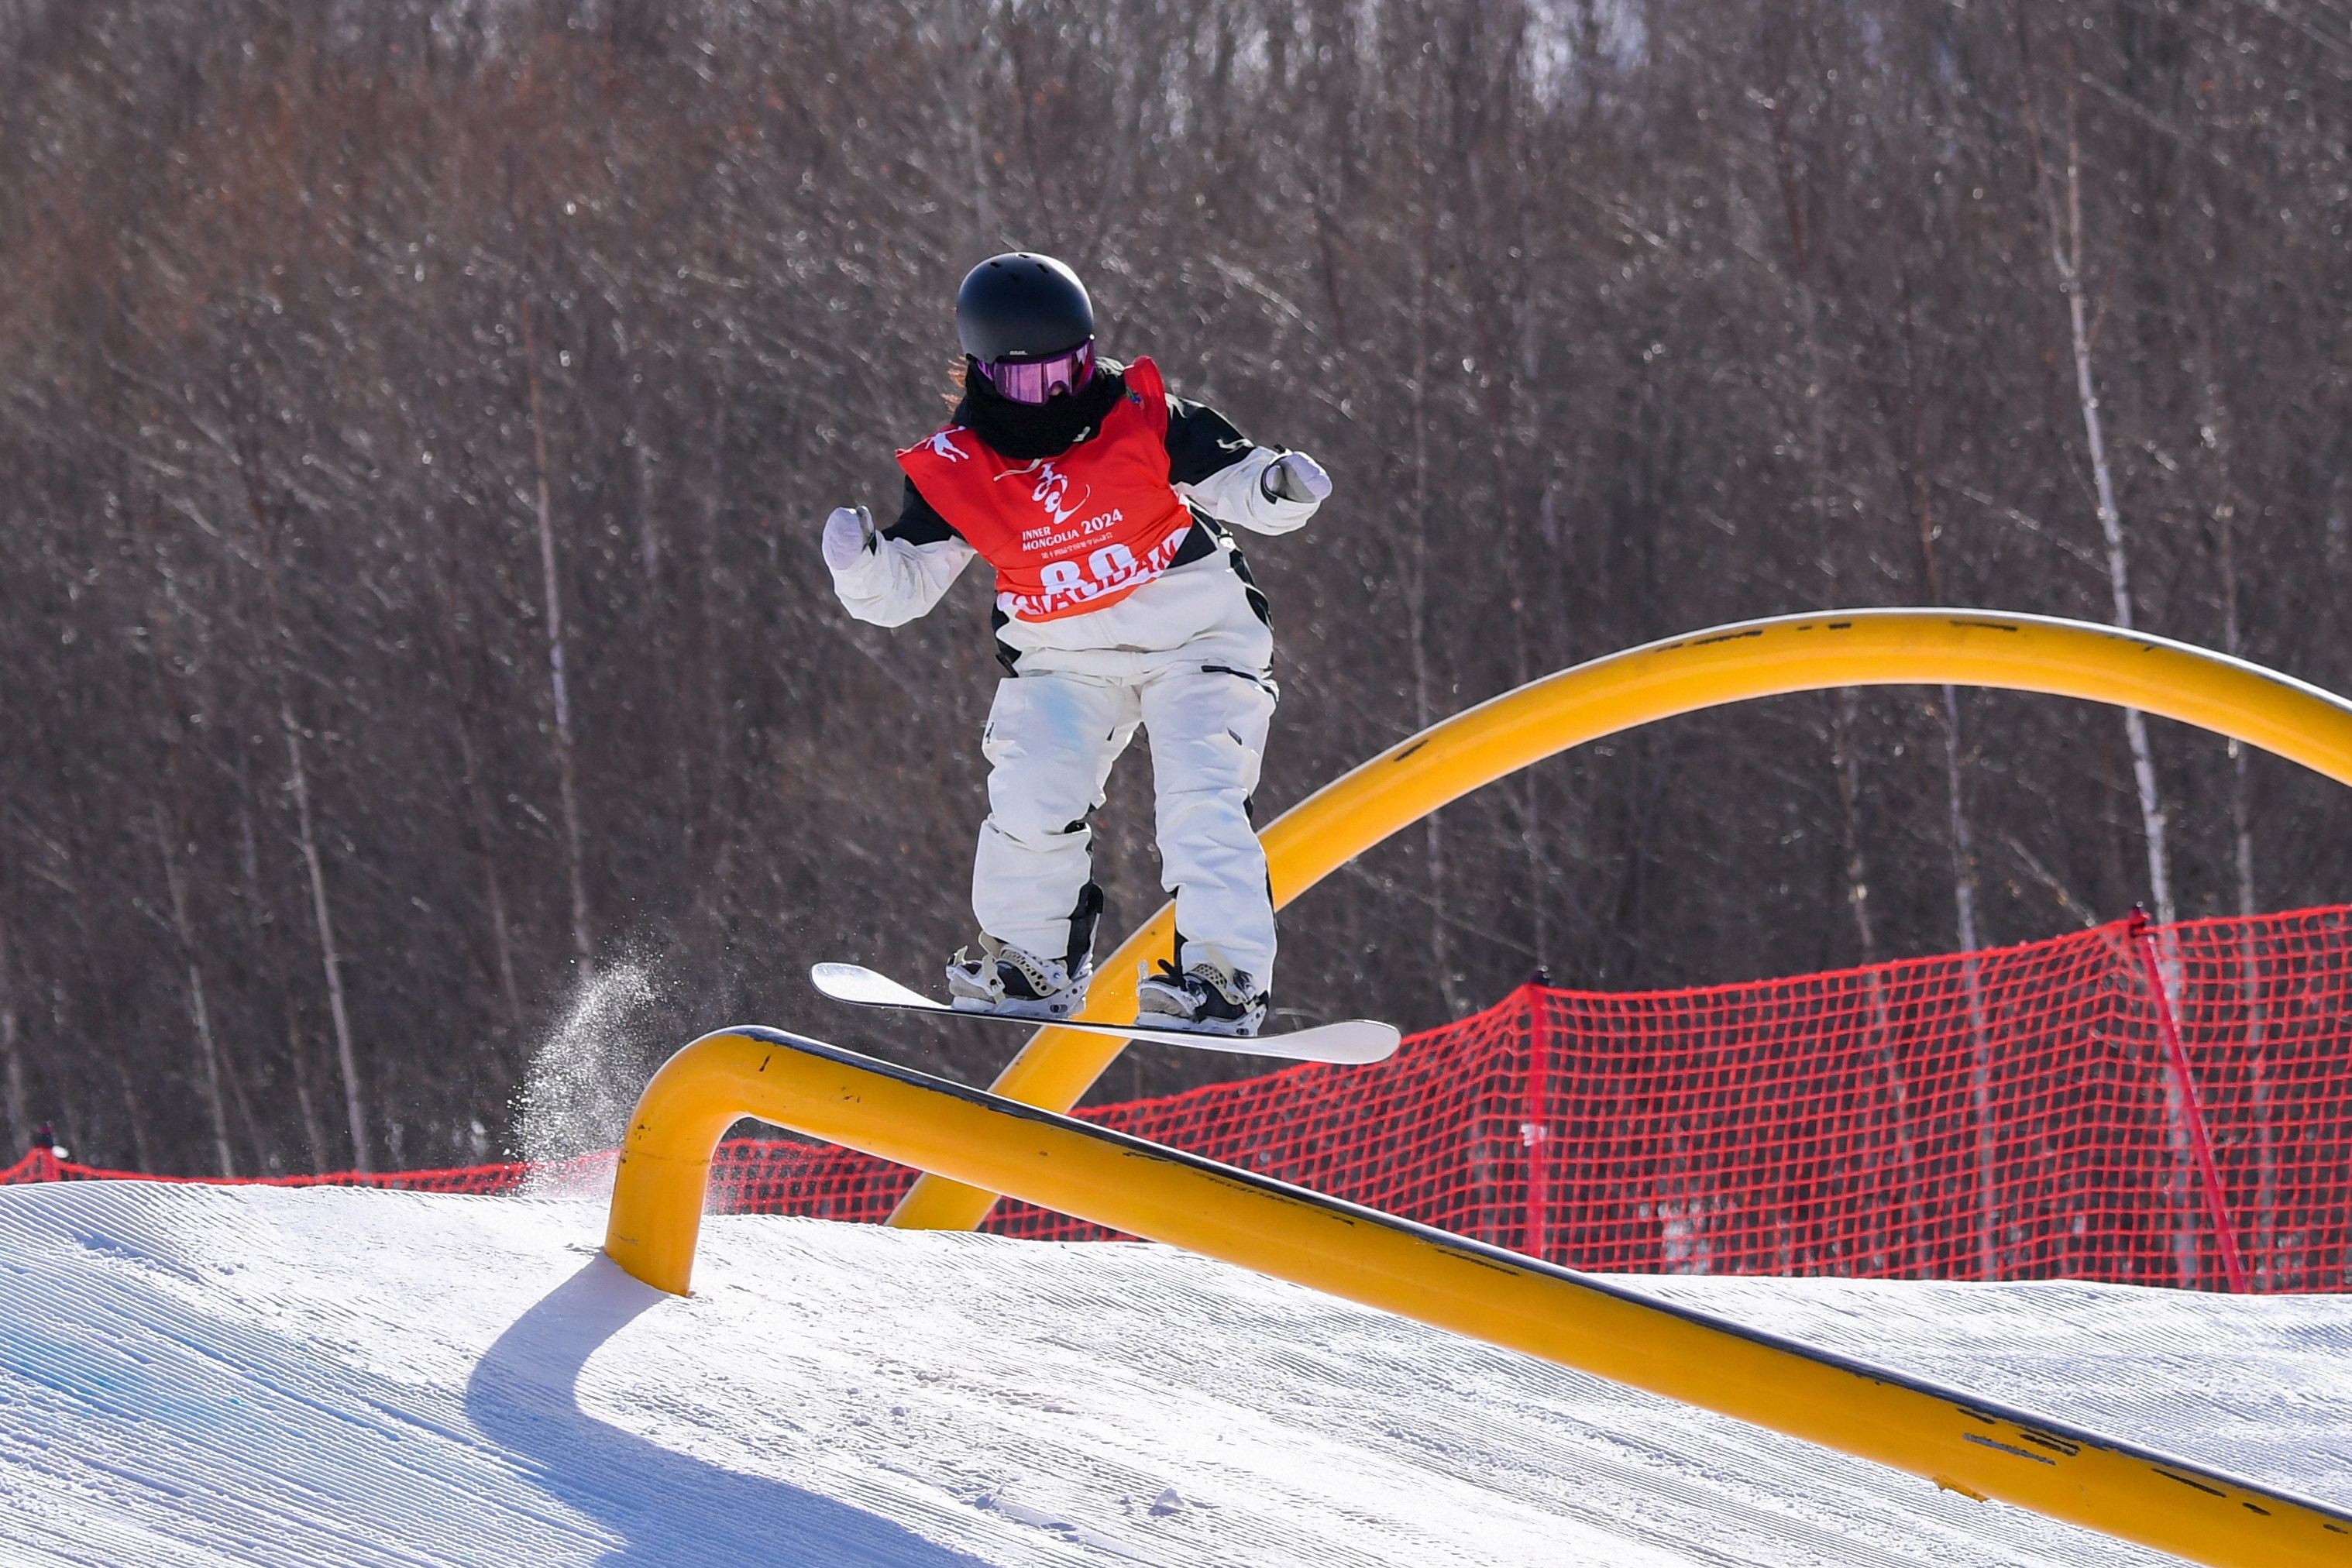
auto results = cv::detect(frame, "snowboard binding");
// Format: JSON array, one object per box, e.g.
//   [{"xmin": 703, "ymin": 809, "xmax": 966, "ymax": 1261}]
[
  {"xmin": 1136, "ymin": 954, "xmax": 1269, "ymax": 1038},
  {"xmin": 946, "ymin": 934, "xmax": 1092, "ymax": 1020}
]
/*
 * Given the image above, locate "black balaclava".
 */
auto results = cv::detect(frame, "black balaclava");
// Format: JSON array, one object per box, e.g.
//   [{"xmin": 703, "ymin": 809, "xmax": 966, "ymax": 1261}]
[{"xmin": 958, "ymin": 358, "xmax": 1130, "ymax": 462}]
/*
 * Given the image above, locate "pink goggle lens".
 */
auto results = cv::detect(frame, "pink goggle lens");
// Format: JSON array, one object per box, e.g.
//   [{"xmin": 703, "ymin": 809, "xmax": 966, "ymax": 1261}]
[{"xmin": 982, "ymin": 342, "xmax": 1095, "ymax": 404}]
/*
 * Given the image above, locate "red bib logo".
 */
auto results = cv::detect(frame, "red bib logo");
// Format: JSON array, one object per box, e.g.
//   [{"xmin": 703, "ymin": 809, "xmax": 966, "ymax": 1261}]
[{"xmin": 898, "ymin": 357, "xmax": 1195, "ymax": 622}]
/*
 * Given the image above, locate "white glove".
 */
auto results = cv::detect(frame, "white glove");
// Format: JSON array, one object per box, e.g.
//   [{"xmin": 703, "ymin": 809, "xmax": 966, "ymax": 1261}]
[
  {"xmin": 1260, "ymin": 451, "xmax": 1333, "ymax": 505},
  {"xmin": 820, "ymin": 505, "xmax": 876, "ymax": 571}
]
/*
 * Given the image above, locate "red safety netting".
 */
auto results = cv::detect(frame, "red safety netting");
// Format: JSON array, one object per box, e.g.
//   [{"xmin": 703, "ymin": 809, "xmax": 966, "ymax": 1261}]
[
  {"xmin": 0, "ymin": 1147, "xmax": 569, "ymax": 1195},
  {"xmin": 8, "ymin": 905, "xmax": 2348, "ymax": 1291}
]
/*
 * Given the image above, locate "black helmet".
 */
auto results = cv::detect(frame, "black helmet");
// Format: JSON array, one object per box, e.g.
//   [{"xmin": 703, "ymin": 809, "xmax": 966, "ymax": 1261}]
[{"xmin": 955, "ymin": 253, "xmax": 1094, "ymax": 363}]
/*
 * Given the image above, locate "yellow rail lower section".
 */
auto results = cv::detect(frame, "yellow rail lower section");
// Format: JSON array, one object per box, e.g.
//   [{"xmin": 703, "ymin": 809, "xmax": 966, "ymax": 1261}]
[
  {"xmin": 892, "ymin": 607, "xmax": 2352, "ymax": 1232},
  {"xmin": 603, "ymin": 1026, "xmax": 2352, "ymax": 1568}
]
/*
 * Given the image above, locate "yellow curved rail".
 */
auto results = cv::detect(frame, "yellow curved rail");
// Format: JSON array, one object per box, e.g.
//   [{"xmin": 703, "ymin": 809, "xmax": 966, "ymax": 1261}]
[
  {"xmin": 603, "ymin": 1025, "xmax": 2352, "ymax": 1568},
  {"xmin": 892, "ymin": 608, "xmax": 2352, "ymax": 1232}
]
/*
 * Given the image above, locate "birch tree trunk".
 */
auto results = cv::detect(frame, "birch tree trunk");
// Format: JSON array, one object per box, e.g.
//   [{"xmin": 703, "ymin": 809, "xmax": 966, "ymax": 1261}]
[
  {"xmin": 1833, "ymin": 688, "xmax": 1924, "ymax": 1276},
  {"xmin": 1915, "ymin": 493, "xmax": 1995, "ymax": 1281},
  {"xmin": 1761, "ymin": 60, "xmax": 1886, "ymax": 983},
  {"xmin": 958, "ymin": 3, "xmax": 998, "ymax": 250},
  {"xmin": 1470, "ymin": 56, "xmax": 1544, "ymax": 974},
  {"xmin": 1908, "ymin": 397, "xmax": 1991, "ymax": 1278},
  {"xmin": 2204, "ymin": 363, "xmax": 2271, "ymax": 1283},
  {"xmin": 66, "ymin": 810, "xmax": 156, "ymax": 1171},
  {"xmin": 238, "ymin": 442, "xmax": 372, "ymax": 1172},
  {"xmin": 2065, "ymin": 254, "xmax": 2173, "ymax": 930},
  {"xmin": 233, "ymin": 741, "xmax": 328, "ymax": 1173},
  {"xmin": 283, "ymin": 707, "xmax": 369, "ymax": 1171},
  {"xmin": 1883, "ymin": 275, "xmax": 1961, "ymax": 1277},
  {"xmin": 142, "ymin": 543, "xmax": 270, "ymax": 1175},
  {"xmin": 453, "ymin": 703, "xmax": 524, "ymax": 1036},
  {"xmin": 429, "ymin": 522, "xmax": 525, "ymax": 1037},
  {"xmin": 521, "ymin": 296, "xmax": 597, "ymax": 980},
  {"xmin": 2014, "ymin": 23, "xmax": 2173, "ymax": 926},
  {"xmin": 1500, "ymin": 217, "xmax": 1546, "ymax": 972},
  {"xmin": 1405, "ymin": 166, "xmax": 1461, "ymax": 1020},
  {"xmin": 1942, "ymin": 687, "xmax": 2000, "ymax": 1279},
  {"xmin": 2012, "ymin": 16, "xmax": 2194, "ymax": 1284},
  {"xmin": 150, "ymin": 799, "xmax": 235, "ymax": 1176},
  {"xmin": 686, "ymin": 357, "xmax": 738, "ymax": 947},
  {"xmin": 0, "ymin": 910, "xmax": 25, "ymax": 1154}
]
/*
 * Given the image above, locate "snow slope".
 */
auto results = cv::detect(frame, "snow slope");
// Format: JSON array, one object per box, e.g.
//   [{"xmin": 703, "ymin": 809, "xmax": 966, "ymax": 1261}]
[{"xmin": 0, "ymin": 1181, "xmax": 2345, "ymax": 1567}]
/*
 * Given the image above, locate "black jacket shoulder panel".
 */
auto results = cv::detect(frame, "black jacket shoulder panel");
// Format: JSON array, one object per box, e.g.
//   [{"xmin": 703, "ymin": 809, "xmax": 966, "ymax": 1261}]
[
  {"xmin": 883, "ymin": 475, "xmax": 963, "ymax": 546},
  {"xmin": 1164, "ymin": 396, "xmax": 1260, "ymax": 487}
]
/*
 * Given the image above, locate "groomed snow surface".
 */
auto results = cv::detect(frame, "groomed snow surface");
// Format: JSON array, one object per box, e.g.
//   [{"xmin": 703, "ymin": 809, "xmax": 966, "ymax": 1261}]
[{"xmin": 0, "ymin": 1183, "xmax": 2345, "ymax": 1566}]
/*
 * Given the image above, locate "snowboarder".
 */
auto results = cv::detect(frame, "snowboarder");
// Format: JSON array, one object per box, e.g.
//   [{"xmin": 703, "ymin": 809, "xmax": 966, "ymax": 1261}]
[{"xmin": 822, "ymin": 253, "xmax": 1332, "ymax": 1036}]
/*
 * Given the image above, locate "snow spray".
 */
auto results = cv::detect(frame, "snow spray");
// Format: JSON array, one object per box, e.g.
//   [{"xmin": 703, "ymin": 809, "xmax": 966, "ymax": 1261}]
[{"xmin": 511, "ymin": 961, "xmax": 669, "ymax": 1192}]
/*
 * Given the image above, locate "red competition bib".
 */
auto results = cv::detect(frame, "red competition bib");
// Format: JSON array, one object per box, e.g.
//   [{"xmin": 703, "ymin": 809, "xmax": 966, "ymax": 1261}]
[{"xmin": 896, "ymin": 356, "xmax": 1195, "ymax": 622}]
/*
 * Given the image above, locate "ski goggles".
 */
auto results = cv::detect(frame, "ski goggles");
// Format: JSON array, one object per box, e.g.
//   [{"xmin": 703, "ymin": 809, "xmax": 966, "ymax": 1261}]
[{"xmin": 978, "ymin": 341, "xmax": 1095, "ymax": 404}]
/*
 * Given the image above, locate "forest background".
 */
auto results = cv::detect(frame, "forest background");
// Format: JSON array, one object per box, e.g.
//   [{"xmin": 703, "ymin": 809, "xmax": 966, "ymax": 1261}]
[{"xmin": 3, "ymin": 0, "xmax": 2348, "ymax": 1178}]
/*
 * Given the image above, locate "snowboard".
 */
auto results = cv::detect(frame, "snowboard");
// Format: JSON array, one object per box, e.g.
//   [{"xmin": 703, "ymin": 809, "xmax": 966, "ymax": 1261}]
[{"xmin": 810, "ymin": 962, "xmax": 1400, "ymax": 1065}]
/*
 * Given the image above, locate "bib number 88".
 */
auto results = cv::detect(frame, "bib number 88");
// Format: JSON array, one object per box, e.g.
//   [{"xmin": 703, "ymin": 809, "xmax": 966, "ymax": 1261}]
[{"xmin": 1040, "ymin": 542, "xmax": 1138, "ymax": 593}]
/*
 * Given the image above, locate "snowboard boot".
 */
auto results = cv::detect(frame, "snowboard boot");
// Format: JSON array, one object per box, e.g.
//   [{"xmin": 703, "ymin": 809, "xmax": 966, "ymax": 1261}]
[
  {"xmin": 946, "ymin": 934, "xmax": 1092, "ymax": 1020},
  {"xmin": 1135, "ymin": 952, "xmax": 1269, "ymax": 1037}
]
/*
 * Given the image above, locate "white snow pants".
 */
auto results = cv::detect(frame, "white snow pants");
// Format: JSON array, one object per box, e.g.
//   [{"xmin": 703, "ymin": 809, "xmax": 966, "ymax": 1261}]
[{"xmin": 974, "ymin": 631, "xmax": 1279, "ymax": 989}]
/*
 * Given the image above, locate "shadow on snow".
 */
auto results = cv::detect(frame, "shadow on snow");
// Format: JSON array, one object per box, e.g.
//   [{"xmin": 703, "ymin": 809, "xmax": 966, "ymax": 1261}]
[{"xmin": 465, "ymin": 1257, "xmax": 992, "ymax": 1567}]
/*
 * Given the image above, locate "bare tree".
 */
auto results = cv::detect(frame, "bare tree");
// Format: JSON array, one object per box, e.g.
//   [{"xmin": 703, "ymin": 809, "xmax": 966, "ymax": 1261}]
[
  {"xmin": 239, "ymin": 452, "xmax": 372, "ymax": 1173},
  {"xmin": 2013, "ymin": 9, "xmax": 2174, "ymax": 928},
  {"xmin": 520, "ymin": 295, "xmax": 597, "ymax": 982},
  {"xmin": 0, "ymin": 900, "xmax": 25, "ymax": 1152}
]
